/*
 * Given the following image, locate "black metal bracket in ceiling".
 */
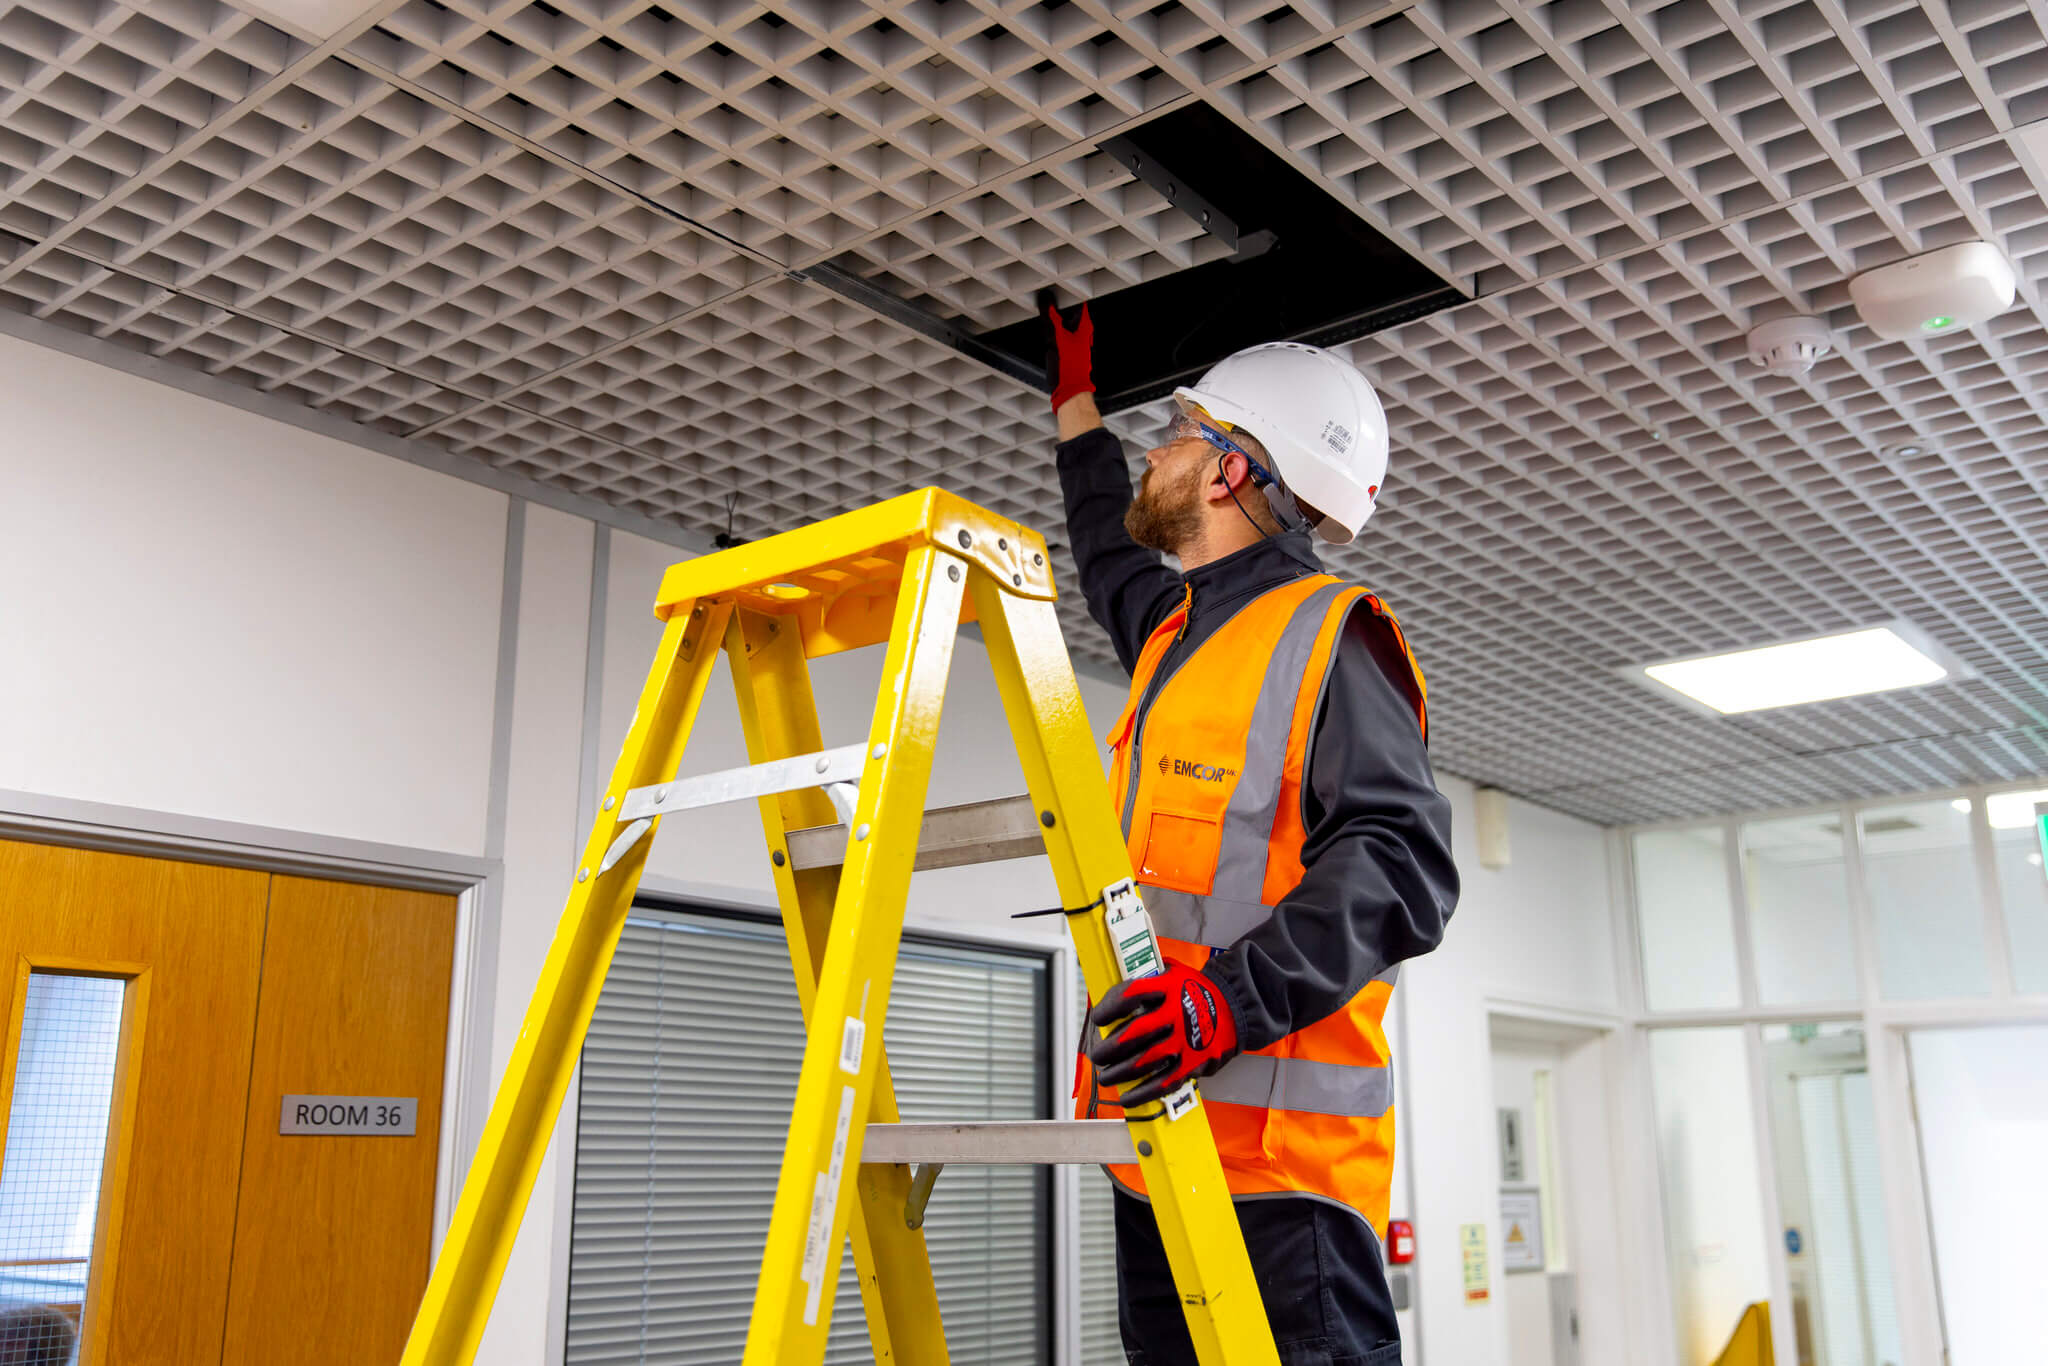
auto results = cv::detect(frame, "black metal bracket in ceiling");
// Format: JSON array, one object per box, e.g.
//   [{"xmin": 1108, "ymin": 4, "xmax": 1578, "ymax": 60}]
[
  {"xmin": 1097, "ymin": 131, "xmax": 1277, "ymax": 263},
  {"xmin": 796, "ymin": 103, "xmax": 1467, "ymax": 414}
]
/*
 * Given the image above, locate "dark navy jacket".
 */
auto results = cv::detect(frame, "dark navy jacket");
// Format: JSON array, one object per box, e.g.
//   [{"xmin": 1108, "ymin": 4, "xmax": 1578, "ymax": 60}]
[{"xmin": 1057, "ymin": 426, "xmax": 1460, "ymax": 1052}]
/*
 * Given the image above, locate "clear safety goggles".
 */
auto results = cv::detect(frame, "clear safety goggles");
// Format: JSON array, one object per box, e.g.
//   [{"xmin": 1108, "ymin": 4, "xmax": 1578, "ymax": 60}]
[{"xmin": 1161, "ymin": 407, "xmax": 1281, "ymax": 490}]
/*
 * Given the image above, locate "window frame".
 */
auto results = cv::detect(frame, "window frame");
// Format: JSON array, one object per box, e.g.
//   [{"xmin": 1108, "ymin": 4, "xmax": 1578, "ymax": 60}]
[{"xmin": 1614, "ymin": 779, "xmax": 2048, "ymax": 1366}]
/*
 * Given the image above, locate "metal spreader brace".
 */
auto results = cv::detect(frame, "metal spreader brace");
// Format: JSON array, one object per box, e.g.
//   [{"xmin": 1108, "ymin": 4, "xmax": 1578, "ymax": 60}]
[{"xmin": 397, "ymin": 489, "xmax": 1280, "ymax": 1366}]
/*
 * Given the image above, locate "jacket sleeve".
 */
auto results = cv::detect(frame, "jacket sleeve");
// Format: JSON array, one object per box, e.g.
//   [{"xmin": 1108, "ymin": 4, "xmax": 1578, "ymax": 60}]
[
  {"xmin": 1055, "ymin": 426, "xmax": 1185, "ymax": 674},
  {"xmin": 1202, "ymin": 606, "xmax": 1460, "ymax": 1052}
]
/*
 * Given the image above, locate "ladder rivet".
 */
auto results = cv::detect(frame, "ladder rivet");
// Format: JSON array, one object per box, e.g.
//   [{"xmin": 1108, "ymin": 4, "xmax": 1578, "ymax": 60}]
[
  {"xmin": 772, "ymin": 850, "xmax": 786, "ymax": 867},
  {"xmin": 855, "ymin": 824, "xmax": 871, "ymax": 841},
  {"xmin": 816, "ymin": 755, "xmax": 831, "ymax": 773},
  {"xmin": 1034, "ymin": 553, "xmax": 1044, "ymax": 566},
  {"xmin": 1137, "ymin": 1140, "xmax": 1154, "ymax": 1157},
  {"xmin": 872, "ymin": 743, "xmax": 888, "ymax": 759},
  {"xmin": 948, "ymin": 563, "xmax": 961, "ymax": 582},
  {"xmin": 1013, "ymin": 573, "xmax": 1022, "ymax": 586},
  {"xmin": 997, "ymin": 537, "xmax": 1007, "ymax": 551},
  {"xmin": 577, "ymin": 869, "xmax": 590, "ymax": 883},
  {"xmin": 1040, "ymin": 810, "xmax": 1056, "ymax": 828},
  {"xmin": 957, "ymin": 530, "xmax": 972, "ymax": 548},
  {"xmin": 654, "ymin": 788, "xmax": 666, "ymax": 805},
  {"xmin": 602, "ymin": 796, "xmax": 615, "ymax": 811}
]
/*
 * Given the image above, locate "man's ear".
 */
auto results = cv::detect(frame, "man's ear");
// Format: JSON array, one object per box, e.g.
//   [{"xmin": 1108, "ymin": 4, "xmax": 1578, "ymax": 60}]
[{"xmin": 1215, "ymin": 450, "xmax": 1256, "ymax": 497}]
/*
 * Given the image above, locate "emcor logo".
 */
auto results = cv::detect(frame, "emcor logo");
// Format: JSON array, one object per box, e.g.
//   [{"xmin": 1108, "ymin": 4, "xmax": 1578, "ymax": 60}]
[{"xmin": 1156, "ymin": 754, "xmax": 1236, "ymax": 783}]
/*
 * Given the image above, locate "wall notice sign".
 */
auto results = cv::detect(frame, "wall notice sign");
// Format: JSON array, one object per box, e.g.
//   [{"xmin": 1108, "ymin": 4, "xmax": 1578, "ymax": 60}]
[
  {"xmin": 1500, "ymin": 1190, "xmax": 1544, "ymax": 1272},
  {"xmin": 280, "ymin": 1095, "xmax": 417, "ymax": 1135},
  {"xmin": 1497, "ymin": 1108, "xmax": 1525, "ymax": 1183},
  {"xmin": 1459, "ymin": 1223, "xmax": 1490, "ymax": 1303}
]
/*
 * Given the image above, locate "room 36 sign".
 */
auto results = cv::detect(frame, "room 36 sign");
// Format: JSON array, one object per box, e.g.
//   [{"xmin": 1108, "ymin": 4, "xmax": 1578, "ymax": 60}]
[{"xmin": 280, "ymin": 1094, "xmax": 418, "ymax": 1135}]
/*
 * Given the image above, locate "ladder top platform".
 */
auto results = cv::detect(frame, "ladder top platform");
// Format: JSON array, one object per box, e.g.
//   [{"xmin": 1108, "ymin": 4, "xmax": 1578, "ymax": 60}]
[{"xmin": 654, "ymin": 489, "xmax": 1057, "ymax": 657}]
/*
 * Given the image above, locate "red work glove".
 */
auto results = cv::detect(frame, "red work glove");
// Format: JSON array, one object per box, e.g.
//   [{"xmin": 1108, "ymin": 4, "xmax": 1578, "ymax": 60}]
[
  {"xmin": 1087, "ymin": 960, "xmax": 1240, "ymax": 1107},
  {"xmin": 1045, "ymin": 300, "xmax": 1095, "ymax": 412}
]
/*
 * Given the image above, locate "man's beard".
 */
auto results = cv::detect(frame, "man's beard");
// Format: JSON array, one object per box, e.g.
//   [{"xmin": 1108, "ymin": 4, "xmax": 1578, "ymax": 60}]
[{"xmin": 1125, "ymin": 461, "xmax": 1204, "ymax": 553}]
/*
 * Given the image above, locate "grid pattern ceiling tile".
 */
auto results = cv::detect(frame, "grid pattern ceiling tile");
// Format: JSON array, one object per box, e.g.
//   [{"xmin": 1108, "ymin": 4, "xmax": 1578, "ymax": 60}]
[{"xmin": 5, "ymin": 0, "xmax": 2048, "ymax": 824}]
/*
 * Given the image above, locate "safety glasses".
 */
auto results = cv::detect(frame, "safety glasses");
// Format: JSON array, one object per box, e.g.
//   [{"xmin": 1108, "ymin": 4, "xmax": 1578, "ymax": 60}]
[{"xmin": 1161, "ymin": 409, "xmax": 1281, "ymax": 490}]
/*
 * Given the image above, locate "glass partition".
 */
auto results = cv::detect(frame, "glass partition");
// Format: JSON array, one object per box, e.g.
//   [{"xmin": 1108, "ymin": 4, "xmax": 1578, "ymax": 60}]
[
  {"xmin": 1649, "ymin": 1028, "xmax": 1771, "ymax": 1365},
  {"xmin": 1759, "ymin": 1024, "xmax": 1899, "ymax": 1366},
  {"xmin": 1908, "ymin": 1025, "xmax": 2048, "ymax": 1366},
  {"xmin": 1857, "ymin": 800, "xmax": 1989, "ymax": 1000},
  {"xmin": 1635, "ymin": 828, "xmax": 1743, "ymax": 1011},
  {"xmin": 1741, "ymin": 816, "xmax": 1858, "ymax": 1005},
  {"xmin": 1986, "ymin": 788, "xmax": 2048, "ymax": 994}
]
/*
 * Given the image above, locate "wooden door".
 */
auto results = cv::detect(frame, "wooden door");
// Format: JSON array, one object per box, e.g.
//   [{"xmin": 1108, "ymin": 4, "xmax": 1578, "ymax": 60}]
[
  {"xmin": 219, "ymin": 876, "xmax": 456, "ymax": 1366},
  {"xmin": 0, "ymin": 838, "xmax": 270, "ymax": 1366},
  {"xmin": 0, "ymin": 840, "xmax": 457, "ymax": 1366}
]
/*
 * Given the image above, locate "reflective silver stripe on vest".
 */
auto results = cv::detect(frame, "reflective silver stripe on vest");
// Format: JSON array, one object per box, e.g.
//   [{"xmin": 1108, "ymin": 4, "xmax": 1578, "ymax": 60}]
[
  {"xmin": 1200, "ymin": 1054, "xmax": 1394, "ymax": 1119},
  {"xmin": 1143, "ymin": 887, "xmax": 1269, "ymax": 949},
  {"xmin": 1209, "ymin": 581, "xmax": 1354, "ymax": 905},
  {"xmin": 1147, "ymin": 889, "xmax": 1413, "ymax": 979}
]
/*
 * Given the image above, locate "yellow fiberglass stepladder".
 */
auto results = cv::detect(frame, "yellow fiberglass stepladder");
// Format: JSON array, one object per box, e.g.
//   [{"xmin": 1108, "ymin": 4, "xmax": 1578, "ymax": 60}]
[{"xmin": 398, "ymin": 488, "xmax": 1280, "ymax": 1366}]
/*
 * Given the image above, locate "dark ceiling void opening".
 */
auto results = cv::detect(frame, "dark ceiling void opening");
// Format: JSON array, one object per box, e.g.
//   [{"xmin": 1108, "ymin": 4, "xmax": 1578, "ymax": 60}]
[{"xmin": 977, "ymin": 103, "xmax": 1468, "ymax": 412}]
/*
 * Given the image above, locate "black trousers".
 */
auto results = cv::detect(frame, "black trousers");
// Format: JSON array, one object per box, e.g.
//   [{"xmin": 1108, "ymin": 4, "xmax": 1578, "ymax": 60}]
[{"xmin": 1114, "ymin": 1189, "xmax": 1402, "ymax": 1366}]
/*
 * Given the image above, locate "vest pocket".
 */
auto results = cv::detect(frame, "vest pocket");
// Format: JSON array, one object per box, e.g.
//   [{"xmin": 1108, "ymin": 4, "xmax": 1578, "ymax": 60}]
[{"xmin": 1139, "ymin": 808, "xmax": 1222, "ymax": 893}]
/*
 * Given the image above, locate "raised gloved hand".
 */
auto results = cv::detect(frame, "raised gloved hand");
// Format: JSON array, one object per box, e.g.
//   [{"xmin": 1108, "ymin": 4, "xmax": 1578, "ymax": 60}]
[
  {"xmin": 1044, "ymin": 298, "xmax": 1095, "ymax": 412},
  {"xmin": 1086, "ymin": 960, "xmax": 1240, "ymax": 1107}
]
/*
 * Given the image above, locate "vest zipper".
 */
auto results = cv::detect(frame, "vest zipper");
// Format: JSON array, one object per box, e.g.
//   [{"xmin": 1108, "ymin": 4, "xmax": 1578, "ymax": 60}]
[{"xmin": 1119, "ymin": 584, "xmax": 1194, "ymax": 837}]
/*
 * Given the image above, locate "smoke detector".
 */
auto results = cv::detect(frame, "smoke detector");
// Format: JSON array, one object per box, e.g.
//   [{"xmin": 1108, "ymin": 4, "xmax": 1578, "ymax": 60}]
[{"xmin": 1746, "ymin": 316, "xmax": 1833, "ymax": 376}]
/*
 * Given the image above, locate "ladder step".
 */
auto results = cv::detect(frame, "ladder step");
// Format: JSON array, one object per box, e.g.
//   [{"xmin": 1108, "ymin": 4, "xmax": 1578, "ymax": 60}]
[
  {"xmin": 861, "ymin": 1120, "xmax": 1133, "ymax": 1165},
  {"xmin": 786, "ymin": 794, "xmax": 1046, "ymax": 872},
  {"xmin": 621, "ymin": 743, "xmax": 869, "ymax": 820}
]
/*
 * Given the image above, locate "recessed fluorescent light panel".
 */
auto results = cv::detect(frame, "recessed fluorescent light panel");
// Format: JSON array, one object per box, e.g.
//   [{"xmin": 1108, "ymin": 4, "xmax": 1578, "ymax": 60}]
[
  {"xmin": 1986, "ymin": 789, "xmax": 2048, "ymax": 831},
  {"xmin": 1629, "ymin": 624, "xmax": 1970, "ymax": 715}
]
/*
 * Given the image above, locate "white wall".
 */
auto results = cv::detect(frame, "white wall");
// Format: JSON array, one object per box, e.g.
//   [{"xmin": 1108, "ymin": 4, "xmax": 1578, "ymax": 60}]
[
  {"xmin": 0, "ymin": 333, "xmax": 1632, "ymax": 1366},
  {"xmin": 1399, "ymin": 782, "xmax": 1631, "ymax": 1366},
  {"xmin": 0, "ymin": 333, "xmax": 507, "ymax": 853}
]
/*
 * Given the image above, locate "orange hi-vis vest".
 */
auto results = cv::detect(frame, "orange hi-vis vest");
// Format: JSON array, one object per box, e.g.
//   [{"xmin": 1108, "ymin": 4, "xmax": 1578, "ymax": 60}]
[{"xmin": 1082, "ymin": 573, "xmax": 1428, "ymax": 1237}]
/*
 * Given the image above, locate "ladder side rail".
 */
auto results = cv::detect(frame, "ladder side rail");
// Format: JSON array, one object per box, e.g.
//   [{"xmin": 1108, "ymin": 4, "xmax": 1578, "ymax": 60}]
[
  {"xmin": 969, "ymin": 579, "xmax": 1283, "ymax": 1366},
  {"xmin": 400, "ymin": 599, "xmax": 735, "ymax": 1366},
  {"xmin": 725, "ymin": 608, "xmax": 950, "ymax": 1365},
  {"xmin": 742, "ymin": 544, "xmax": 968, "ymax": 1365}
]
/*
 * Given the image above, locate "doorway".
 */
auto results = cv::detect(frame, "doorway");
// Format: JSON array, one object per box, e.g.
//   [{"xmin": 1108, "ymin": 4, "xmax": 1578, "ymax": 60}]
[
  {"xmin": 1489, "ymin": 1013, "xmax": 1625, "ymax": 1366},
  {"xmin": 0, "ymin": 837, "xmax": 458, "ymax": 1365}
]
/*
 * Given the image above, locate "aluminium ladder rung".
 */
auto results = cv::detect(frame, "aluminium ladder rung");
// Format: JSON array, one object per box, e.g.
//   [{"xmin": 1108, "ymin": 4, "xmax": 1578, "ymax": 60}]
[
  {"xmin": 861, "ymin": 1120, "xmax": 1134, "ymax": 1165},
  {"xmin": 621, "ymin": 743, "xmax": 871, "ymax": 819},
  {"xmin": 620, "ymin": 755, "xmax": 1046, "ymax": 875},
  {"xmin": 787, "ymin": 794, "xmax": 1047, "ymax": 872}
]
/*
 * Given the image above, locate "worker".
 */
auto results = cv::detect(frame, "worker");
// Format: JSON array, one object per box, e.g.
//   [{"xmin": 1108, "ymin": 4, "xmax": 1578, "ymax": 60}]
[{"xmin": 1045, "ymin": 302, "xmax": 1459, "ymax": 1366}]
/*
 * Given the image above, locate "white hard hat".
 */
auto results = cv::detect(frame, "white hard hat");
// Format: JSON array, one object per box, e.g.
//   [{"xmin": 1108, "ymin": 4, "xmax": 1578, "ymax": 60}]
[{"xmin": 1172, "ymin": 342, "xmax": 1390, "ymax": 544}]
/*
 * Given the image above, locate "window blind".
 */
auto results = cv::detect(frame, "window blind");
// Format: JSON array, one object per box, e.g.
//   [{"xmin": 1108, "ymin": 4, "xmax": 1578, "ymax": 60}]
[
  {"xmin": 566, "ymin": 910, "xmax": 1049, "ymax": 1364},
  {"xmin": 1073, "ymin": 967, "xmax": 1124, "ymax": 1363}
]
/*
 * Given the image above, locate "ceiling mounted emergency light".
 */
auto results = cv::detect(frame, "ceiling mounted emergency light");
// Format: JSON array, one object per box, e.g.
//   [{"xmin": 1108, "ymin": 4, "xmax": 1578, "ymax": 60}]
[
  {"xmin": 1848, "ymin": 241, "xmax": 2016, "ymax": 341},
  {"xmin": 1628, "ymin": 624, "xmax": 1968, "ymax": 715}
]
